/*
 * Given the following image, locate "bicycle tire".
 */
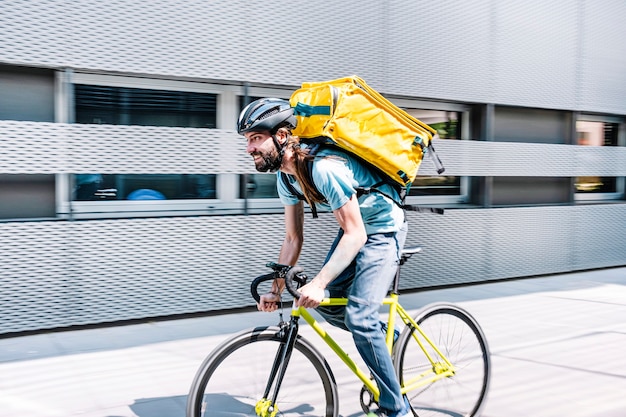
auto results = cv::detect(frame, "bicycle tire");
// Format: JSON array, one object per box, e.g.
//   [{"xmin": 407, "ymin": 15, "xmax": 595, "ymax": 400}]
[
  {"xmin": 187, "ymin": 325, "xmax": 339, "ymax": 417},
  {"xmin": 394, "ymin": 303, "xmax": 491, "ymax": 417}
]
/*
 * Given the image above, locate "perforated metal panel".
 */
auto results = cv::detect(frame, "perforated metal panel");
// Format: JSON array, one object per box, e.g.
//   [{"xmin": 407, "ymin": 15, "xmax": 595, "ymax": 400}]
[
  {"xmin": 1, "ymin": 222, "xmax": 70, "ymax": 331},
  {"xmin": 572, "ymin": 204, "xmax": 626, "ymax": 270},
  {"xmin": 0, "ymin": 214, "xmax": 337, "ymax": 333},
  {"xmin": 492, "ymin": 0, "xmax": 579, "ymax": 109},
  {"xmin": 578, "ymin": 0, "xmax": 626, "ymax": 114},
  {"xmin": 1, "ymin": 0, "xmax": 625, "ymax": 112},
  {"xmin": 0, "ymin": 121, "xmax": 249, "ymax": 174},
  {"xmin": 401, "ymin": 205, "xmax": 626, "ymax": 289},
  {"xmin": 385, "ymin": 0, "xmax": 493, "ymax": 103},
  {"xmin": 401, "ymin": 209, "xmax": 491, "ymax": 288},
  {"xmin": 3, "ymin": 121, "xmax": 626, "ymax": 176},
  {"xmin": 0, "ymin": 122, "xmax": 68, "ymax": 173},
  {"xmin": 487, "ymin": 207, "xmax": 574, "ymax": 278},
  {"xmin": 0, "ymin": 0, "xmax": 386, "ymax": 88},
  {"xmin": 3, "ymin": 205, "xmax": 625, "ymax": 334}
]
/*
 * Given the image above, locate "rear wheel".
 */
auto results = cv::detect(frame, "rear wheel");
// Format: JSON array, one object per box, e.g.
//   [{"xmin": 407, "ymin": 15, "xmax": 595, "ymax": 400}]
[
  {"xmin": 394, "ymin": 303, "xmax": 491, "ymax": 417},
  {"xmin": 187, "ymin": 326, "xmax": 339, "ymax": 417}
]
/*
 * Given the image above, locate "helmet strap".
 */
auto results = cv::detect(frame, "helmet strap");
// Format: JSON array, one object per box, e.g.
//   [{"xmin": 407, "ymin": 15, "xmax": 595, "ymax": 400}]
[
  {"xmin": 273, "ymin": 128, "xmax": 292, "ymax": 156},
  {"xmin": 264, "ymin": 133, "xmax": 286, "ymax": 172}
]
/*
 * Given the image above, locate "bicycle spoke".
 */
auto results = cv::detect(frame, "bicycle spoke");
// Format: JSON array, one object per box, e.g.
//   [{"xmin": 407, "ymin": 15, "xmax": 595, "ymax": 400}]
[
  {"xmin": 395, "ymin": 304, "xmax": 490, "ymax": 417},
  {"xmin": 187, "ymin": 327, "xmax": 338, "ymax": 417}
]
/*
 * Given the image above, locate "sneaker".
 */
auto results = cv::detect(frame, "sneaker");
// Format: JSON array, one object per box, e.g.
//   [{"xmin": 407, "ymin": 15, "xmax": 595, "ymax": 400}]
[{"xmin": 366, "ymin": 397, "xmax": 412, "ymax": 417}]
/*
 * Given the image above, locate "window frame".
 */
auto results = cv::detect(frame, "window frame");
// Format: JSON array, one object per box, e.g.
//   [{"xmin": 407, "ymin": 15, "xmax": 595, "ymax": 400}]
[
  {"xmin": 574, "ymin": 113, "xmax": 625, "ymax": 202},
  {"xmin": 56, "ymin": 72, "xmax": 243, "ymax": 219},
  {"xmin": 55, "ymin": 73, "xmax": 473, "ymax": 219},
  {"xmin": 237, "ymin": 95, "xmax": 472, "ymax": 213},
  {"xmin": 234, "ymin": 87, "xmax": 294, "ymax": 213},
  {"xmin": 390, "ymin": 98, "xmax": 471, "ymax": 205}
]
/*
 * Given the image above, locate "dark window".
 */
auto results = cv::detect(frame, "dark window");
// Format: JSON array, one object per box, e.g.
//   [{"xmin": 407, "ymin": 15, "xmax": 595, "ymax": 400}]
[
  {"xmin": 239, "ymin": 174, "xmax": 278, "ymax": 199},
  {"xmin": 75, "ymin": 85, "xmax": 217, "ymax": 128},
  {"xmin": 73, "ymin": 85, "xmax": 218, "ymax": 201},
  {"xmin": 74, "ymin": 174, "xmax": 216, "ymax": 201}
]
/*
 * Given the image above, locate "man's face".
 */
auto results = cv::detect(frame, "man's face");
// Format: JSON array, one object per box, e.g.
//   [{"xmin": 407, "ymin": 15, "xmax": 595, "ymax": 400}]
[{"xmin": 245, "ymin": 131, "xmax": 282, "ymax": 172}]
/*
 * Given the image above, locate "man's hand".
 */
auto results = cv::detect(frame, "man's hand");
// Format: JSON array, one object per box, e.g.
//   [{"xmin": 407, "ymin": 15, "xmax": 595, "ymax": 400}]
[
  {"xmin": 296, "ymin": 281, "xmax": 326, "ymax": 309},
  {"xmin": 257, "ymin": 292, "xmax": 281, "ymax": 312}
]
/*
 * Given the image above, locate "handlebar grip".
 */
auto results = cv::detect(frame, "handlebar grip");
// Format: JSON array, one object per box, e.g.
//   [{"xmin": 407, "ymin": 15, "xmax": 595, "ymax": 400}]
[
  {"xmin": 250, "ymin": 272, "xmax": 277, "ymax": 303},
  {"xmin": 284, "ymin": 266, "xmax": 307, "ymax": 299}
]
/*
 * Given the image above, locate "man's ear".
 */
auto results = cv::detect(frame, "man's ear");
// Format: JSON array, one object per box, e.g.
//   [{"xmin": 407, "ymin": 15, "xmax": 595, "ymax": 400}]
[{"xmin": 275, "ymin": 128, "xmax": 289, "ymax": 144}]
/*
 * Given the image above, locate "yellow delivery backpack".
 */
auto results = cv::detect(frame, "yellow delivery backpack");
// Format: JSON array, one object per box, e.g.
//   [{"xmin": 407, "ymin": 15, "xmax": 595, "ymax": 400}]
[{"xmin": 290, "ymin": 75, "xmax": 445, "ymax": 191}]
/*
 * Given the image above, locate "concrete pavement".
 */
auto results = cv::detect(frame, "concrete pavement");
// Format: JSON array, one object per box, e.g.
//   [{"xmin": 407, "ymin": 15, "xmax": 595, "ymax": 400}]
[{"xmin": 1, "ymin": 266, "xmax": 625, "ymax": 417}]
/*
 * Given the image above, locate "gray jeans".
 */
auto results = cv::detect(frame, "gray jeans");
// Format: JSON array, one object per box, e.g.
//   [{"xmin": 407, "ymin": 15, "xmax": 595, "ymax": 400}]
[{"xmin": 316, "ymin": 221, "xmax": 408, "ymax": 411}]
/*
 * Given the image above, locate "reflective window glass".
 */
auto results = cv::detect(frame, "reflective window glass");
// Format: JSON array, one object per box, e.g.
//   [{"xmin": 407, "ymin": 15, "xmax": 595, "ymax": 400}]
[
  {"xmin": 237, "ymin": 96, "xmax": 279, "ymax": 199},
  {"xmin": 575, "ymin": 121, "xmax": 618, "ymax": 194},
  {"xmin": 239, "ymin": 174, "xmax": 278, "ymax": 199},
  {"xmin": 74, "ymin": 174, "xmax": 216, "ymax": 201},
  {"xmin": 237, "ymin": 101, "xmax": 464, "ymax": 199},
  {"xmin": 75, "ymin": 85, "xmax": 216, "ymax": 128},
  {"xmin": 404, "ymin": 109, "xmax": 462, "ymax": 196},
  {"xmin": 73, "ymin": 85, "xmax": 218, "ymax": 201}
]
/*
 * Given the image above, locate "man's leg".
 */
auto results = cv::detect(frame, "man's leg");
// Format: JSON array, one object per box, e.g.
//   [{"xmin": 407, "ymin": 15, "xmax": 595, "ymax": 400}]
[
  {"xmin": 315, "ymin": 229, "xmax": 354, "ymax": 331},
  {"xmin": 345, "ymin": 223, "xmax": 408, "ymax": 412}
]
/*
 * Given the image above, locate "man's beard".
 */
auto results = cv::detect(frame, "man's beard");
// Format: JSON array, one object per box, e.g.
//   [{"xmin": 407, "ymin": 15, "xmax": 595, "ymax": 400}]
[{"xmin": 252, "ymin": 148, "xmax": 282, "ymax": 173}]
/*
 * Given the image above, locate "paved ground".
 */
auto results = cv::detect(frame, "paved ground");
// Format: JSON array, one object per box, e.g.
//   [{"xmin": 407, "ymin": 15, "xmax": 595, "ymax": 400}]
[{"xmin": 1, "ymin": 266, "xmax": 625, "ymax": 417}]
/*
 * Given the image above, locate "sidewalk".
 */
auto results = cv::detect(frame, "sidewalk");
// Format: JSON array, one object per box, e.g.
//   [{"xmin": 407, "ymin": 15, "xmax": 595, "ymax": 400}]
[{"xmin": 1, "ymin": 266, "xmax": 625, "ymax": 417}]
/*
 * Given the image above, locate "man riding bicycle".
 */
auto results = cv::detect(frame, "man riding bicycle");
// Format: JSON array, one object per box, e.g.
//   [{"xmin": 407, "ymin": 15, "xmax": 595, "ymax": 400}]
[{"xmin": 238, "ymin": 98, "xmax": 411, "ymax": 417}]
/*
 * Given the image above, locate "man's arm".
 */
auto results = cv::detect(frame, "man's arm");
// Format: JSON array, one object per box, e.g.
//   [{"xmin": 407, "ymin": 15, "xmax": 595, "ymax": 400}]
[
  {"xmin": 277, "ymin": 201, "xmax": 305, "ymax": 267},
  {"xmin": 296, "ymin": 195, "xmax": 367, "ymax": 308},
  {"xmin": 258, "ymin": 202, "xmax": 305, "ymax": 312}
]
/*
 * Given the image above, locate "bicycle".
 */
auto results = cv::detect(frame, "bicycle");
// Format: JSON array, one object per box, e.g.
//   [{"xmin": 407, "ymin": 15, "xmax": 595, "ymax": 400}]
[{"xmin": 187, "ymin": 245, "xmax": 491, "ymax": 417}]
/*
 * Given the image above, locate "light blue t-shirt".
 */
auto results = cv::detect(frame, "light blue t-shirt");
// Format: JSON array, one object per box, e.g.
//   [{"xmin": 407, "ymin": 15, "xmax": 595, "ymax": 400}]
[{"xmin": 277, "ymin": 148, "xmax": 405, "ymax": 235}]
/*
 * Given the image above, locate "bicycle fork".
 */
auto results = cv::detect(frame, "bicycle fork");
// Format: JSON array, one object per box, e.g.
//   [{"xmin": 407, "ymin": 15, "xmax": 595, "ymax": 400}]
[{"xmin": 255, "ymin": 317, "xmax": 300, "ymax": 417}]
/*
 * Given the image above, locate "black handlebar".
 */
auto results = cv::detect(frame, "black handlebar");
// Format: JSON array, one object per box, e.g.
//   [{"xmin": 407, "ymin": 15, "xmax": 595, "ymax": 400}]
[
  {"xmin": 250, "ymin": 272, "xmax": 277, "ymax": 303},
  {"xmin": 284, "ymin": 266, "xmax": 307, "ymax": 299},
  {"xmin": 250, "ymin": 263, "xmax": 308, "ymax": 303}
]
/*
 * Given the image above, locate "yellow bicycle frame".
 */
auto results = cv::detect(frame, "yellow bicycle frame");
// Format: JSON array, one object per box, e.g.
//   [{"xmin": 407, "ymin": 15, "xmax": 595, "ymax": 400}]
[{"xmin": 291, "ymin": 293, "xmax": 456, "ymax": 401}]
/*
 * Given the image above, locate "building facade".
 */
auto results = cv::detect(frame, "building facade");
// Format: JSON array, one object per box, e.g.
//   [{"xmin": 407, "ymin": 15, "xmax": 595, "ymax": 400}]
[{"xmin": 1, "ymin": 0, "xmax": 625, "ymax": 334}]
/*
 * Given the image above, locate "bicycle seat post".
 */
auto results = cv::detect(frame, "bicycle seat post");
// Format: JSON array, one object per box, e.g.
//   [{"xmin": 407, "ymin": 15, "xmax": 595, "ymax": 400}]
[
  {"xmin": 392, "ymin": 245, "xmax": 422, "ymax": 294},
  {"xmin": 392, "ymin": 262, "xmax": 402, "ymax": 295}
]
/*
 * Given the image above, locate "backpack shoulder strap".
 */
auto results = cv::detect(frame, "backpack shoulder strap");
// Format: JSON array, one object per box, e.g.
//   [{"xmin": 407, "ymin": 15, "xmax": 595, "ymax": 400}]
[
  {"xmin": 279, "ymin": 171, "xmax": 319, "ymax": 219},
  {"xmin": 355, "ymin": 179, "xmax": 445, "ymax": 215},
  {"xmin": 282, "ymin": 143, "xmax": 444, "ymax": 217}
]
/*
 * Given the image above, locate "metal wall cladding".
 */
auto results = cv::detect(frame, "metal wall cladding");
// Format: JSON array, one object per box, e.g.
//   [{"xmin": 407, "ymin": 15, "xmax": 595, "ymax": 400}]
[
  {"xmin": 3, "ymin": 121, "xmax": 626, "ymax": 176},
  {"xmin": 1, "ymin": 0, "xmax": 626, "ymax": 113},
  {"xmin": 0, "ymin": 121, "xmax": 249, "ymax": 174},
  {"xmin": 404, "ymin": 205, "xmax": 626, "ymax": 287},
  {"xmin": 2, "ymin": 205, "xmax": 625, "ymax": 334},
  {"xmin": 0, "ymin": 0, "xmax": 387, "ymax": 86},
  {"xmin": 1, "ymin": 120, "xmax": 625, "ymax": 334},
  {"xmin": 578, "ymin": 0, "xmax": 626, "ymax": 114}
]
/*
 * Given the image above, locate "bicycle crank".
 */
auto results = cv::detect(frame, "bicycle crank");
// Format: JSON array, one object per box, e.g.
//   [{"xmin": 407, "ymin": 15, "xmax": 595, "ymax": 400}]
[
  {"xmin": 255, "ymin": 398, "xmax": 279, "ymax": 417},
  {"xmin": 360, "ymin": 385, "xmax": 377, "ymax": 414}
]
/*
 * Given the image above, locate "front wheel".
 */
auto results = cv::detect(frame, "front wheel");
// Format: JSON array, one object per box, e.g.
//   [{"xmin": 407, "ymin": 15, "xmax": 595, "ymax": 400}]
[
  {"xmin": 187, "ymin": 326, "xmax": 339, "ymax": 417},
  {"xmin": 394, "ymin": 303, "xmax": 491, "ymax": 417}
]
